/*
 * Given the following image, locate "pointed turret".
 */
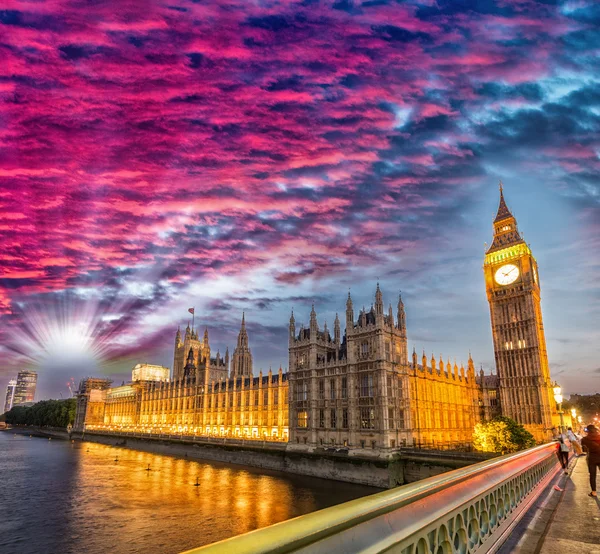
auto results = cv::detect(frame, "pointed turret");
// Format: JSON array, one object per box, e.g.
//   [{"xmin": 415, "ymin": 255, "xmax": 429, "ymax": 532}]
[
  {"xmin": 203, "ymin": 327, "xmax": 209, "ymax": 346},
  {"xmin": 494, "ymin": 181, "xmax": 512, "ymax": 223},
  {"xmin": 486, "ymin": 181, "xmax": 525, "ymax": 254},
  {"xmin": 412, "ymin": 347, "xmax": 418, "ymax": 368},
  {"xmin": 468, "ymin": 353, "xmax": 475, "ymax": 377},
  {"xmin": 185, "ymin": 323, "xmax": 191, "ymax": 339},
  {"xmin": 346, "ymin": 291, "xmax": 354, "ymax": 330},
  {"xmin": 334, "ymin": 313, "xmax": 340, "ymax": 345},
  {"xmin": 375, "ymin": 282, "xmax": 383, "ymax": 316},
  {"xmin": 397, "ymin": 293, "xmax": 406, "ymax": 336},
  {"xmin": 289, "ymin": 309, "xmax": 296, "ymax": 343},
  {"xmin": 225, "ymin": 346, "xmax": 229, "ymax": 369},
  {"xmin": 388, "ymin": 304, "xmax": 394, "ymax": 327},
  {"xmin": 310, "ymin": 303, "xmax": 317, "ymax": 334},
  {"xmin": 422, "ymin": 350, "xmax": 428, "ymax": 369},
  {"xmin": 175, "ymin": 326, "xmax": 182, "ymax": 348},
  {"xmin": 231, "ymin": 313, "xmax": 253, "ymax": 378}
]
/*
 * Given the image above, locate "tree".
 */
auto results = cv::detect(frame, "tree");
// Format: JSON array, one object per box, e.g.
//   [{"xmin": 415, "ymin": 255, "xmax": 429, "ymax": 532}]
[
  {"xmin": 473, "ymin": 416, "xmax": 536, "ymax": 454},
  {"xmin": 4, "ymin": 398, "xmax": 77, "ymax": 428}
]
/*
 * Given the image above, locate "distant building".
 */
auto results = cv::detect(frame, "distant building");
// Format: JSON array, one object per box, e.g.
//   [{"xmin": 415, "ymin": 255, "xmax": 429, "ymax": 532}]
[
  {"xmin": 4, "ymin": 379, "xmax": 17, "ymax": 413},
  {"xmin": 13, "ymin": 371, "xmax": 37, "ymax": 407},
  {"xmin": 132, "ymin": 363, "xmax": 170, "ymax": 383},
  {"xmin": 74, "ymin": 377, "xmax": 113, "ymax": 431}
]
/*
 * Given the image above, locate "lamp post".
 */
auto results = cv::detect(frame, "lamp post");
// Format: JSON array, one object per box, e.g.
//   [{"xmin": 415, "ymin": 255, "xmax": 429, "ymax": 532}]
[
  {"xmin": 553, "ymin": 382, "xmax": 564, "ymax": 434},
  {"xmin": 570, "ymin": 408, "xmax": 576, "ymax": 429}
]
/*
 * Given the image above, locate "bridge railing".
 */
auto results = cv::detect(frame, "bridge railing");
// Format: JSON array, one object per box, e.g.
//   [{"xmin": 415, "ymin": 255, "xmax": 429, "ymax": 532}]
[{"xmin": 183, "ymin": 443, "xmax": 559, "ymax": 554}]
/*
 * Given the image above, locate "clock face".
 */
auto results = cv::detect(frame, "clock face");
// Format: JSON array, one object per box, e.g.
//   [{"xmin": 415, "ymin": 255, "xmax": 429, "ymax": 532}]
[{"xmin": 495, "ymin": 264, "xmax": 520, "ymax": 286}]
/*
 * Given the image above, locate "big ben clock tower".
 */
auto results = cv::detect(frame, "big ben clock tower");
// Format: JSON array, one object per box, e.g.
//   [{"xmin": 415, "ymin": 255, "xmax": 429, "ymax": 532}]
[{"xmin": 484, "ymin": 183, "xmax": 554, "ymax": 440}]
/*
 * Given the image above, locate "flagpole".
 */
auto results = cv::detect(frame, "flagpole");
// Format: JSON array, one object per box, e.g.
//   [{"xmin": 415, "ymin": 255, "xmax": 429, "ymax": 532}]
[{"xmin": 192, "ymin": 308, "xmax": 195, "ymax": 332}]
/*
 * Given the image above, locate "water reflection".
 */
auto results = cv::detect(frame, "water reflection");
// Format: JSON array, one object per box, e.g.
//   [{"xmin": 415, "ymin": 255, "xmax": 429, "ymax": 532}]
[{"xmin": 0, "ymin": 434, "xmax": 378, "ymax": 554}]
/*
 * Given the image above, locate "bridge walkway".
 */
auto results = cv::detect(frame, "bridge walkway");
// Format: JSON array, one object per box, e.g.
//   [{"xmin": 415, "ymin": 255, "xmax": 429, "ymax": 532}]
[{"xmin": 512, "ymin": 454, "xmax": 600, "ymax": 554}]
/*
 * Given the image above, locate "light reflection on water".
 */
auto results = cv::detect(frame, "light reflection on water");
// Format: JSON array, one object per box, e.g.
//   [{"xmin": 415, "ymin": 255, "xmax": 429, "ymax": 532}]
[{"xmin": 0, "ymin": 433, "xmax": 378, "ymax": 554}]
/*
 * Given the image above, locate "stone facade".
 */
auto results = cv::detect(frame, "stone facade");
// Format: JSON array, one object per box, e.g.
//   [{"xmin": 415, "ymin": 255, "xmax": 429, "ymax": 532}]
[
  {"xmin": 231, "ymin": 313, "xmax": 253, "ymax": 378},
  {"xmin": 288, "ymin": 287, "xmax": 480, "ymax": 453},
  {"xmin": 76, "ymin": 318, "xmax": 289, "ymax": 442},
  {"xmin": 483, "ymin": 184, "xmax": 555, "ymax": 441},
  {"xmin": 173, "ymin": 325, "xmax": 228, "ymax": 383},
  {"xmin": 77, "ymin": 291, "xmax": 484, "ymax": 454},
  {"xmin": 75, "ymin": 184, "xmax": 560, "ymax": 452}
]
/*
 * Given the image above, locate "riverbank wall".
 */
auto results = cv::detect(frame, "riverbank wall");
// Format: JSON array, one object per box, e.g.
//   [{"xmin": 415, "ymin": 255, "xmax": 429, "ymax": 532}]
[{"xmin": 4, "ymin": 427, "xmax": 490, "ymax": 488}]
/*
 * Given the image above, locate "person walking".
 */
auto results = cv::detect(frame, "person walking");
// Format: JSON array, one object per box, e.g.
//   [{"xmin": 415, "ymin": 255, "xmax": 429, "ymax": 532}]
[
  {"xmin": 581, "ymin": 424, "xmax": 600, "ymax": 498},
  {"xmin": 566, "ymin": 427, "xmax": 583, "ymax": 456},
  {"xmin": 556, "ymin": 435, "xmax": 570, "ymax": 475}
]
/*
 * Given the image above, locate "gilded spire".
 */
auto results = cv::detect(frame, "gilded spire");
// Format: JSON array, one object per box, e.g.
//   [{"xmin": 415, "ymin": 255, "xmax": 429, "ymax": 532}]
[
  {"xmin": 486, "ymin": 182, "xmax": 524, "ymax": 254},
  {"xmin": 494, "ymin": 180, "xmax": 513, "ymax": 223}
]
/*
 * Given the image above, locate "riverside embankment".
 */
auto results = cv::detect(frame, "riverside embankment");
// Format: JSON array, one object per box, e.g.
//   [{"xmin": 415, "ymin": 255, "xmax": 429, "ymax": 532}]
[{"xmin": 6, "ymin": 426, "xmax": 491, "ymax": 488}]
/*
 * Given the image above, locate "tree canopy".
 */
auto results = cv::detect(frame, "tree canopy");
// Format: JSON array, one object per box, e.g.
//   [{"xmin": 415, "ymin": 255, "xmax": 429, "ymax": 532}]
[
  {"xmin": 473, "ymin": 416, "xmax": 536, "ymax": 454},
  {"xmin": 4, "ymin": 398, "xmax": 76, "ymax": 428}
]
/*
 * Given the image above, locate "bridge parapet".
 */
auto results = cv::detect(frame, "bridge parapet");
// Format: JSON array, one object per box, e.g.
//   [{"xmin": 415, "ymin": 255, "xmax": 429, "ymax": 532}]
[{"xmin": 184, "ymin": 443, "xmax": 559, "ymax": 554}]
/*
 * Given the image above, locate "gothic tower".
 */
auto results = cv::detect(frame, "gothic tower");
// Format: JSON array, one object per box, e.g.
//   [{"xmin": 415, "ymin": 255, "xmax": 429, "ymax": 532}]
[
  {"xmin": 484, "ymin": 183, "xmax": 553, "ymax": 439},
  {"xmin": 183, "ymin": 347, "xmax": 196, "ymax": 379},
  {"xmin": 231, "ymin": 313, "xmax": 253, "ymax": 378}
]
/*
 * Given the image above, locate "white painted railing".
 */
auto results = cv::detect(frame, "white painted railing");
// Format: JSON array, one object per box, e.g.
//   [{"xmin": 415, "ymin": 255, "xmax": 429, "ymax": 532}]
[{"xmin": 182, "ymin": 443, "xmax": 559, "ymax": 554}]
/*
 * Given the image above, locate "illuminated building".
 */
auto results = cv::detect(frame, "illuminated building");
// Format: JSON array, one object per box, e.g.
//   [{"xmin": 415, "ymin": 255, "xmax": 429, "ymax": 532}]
[
  {"xmin": 74, "ymin": 378, "xmax": 112, "ymax": 430},
  {"xmin": 173, "ymin": 325, "xmax": 228, "ymax": 382},
  {"xmin": 75, "ymin": 184, "xmax": 561, "ymax": 451},
  {"xmin": 4, "ymin": 379, "xmax": 16, "ymax": 413},
  {"xmin": 12, "ymin": 370, "xmax": 38, "ymax": 407},
  {"xmin": 288, "ymin": 288, "xmax": 480, "ymax": 451},
  {"xmin": 77, "ymin": 297, "xmax": 485, "ymax": 451},
  {"xmin": 132, "ymin": 363, "xmax": 170, "ymax": 383},
  {"xmin": 76, "ymin": 316, "xmax": 289, "ymax": 441},
  {"xmin": 477, "ymin": 370, "xmax": 501, "ymax": 422},
  {"xmin": 484, "ymin": 184, "xmax": 555, "ymax": 440}
]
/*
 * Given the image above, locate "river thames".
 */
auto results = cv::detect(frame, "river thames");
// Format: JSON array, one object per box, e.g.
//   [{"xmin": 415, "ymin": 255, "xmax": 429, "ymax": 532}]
[{"xmin": 0, "ymin": 432, "xmax": 379, "ymax": 554}]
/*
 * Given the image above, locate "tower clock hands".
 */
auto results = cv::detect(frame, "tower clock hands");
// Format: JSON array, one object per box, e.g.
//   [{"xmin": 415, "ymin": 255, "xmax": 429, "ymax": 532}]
[{"xmin": 494, "ymin": 264, "xmax": 519, "ymax": 285}]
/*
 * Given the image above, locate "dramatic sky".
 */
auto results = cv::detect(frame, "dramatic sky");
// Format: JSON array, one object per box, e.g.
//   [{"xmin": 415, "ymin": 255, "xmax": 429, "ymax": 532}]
[{"xmin": 0, "ymin": 0, "xmax": 598, "ymax": 400}]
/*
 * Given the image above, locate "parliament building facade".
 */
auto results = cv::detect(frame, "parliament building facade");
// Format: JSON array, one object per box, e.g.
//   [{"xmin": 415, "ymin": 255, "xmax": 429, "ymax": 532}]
[{"xmin": 75, "ymin": 186, "xmax": 556, "ymax": 452}]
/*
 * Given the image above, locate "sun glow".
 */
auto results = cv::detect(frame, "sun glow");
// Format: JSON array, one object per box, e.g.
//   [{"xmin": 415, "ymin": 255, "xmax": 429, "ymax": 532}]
[
  {"xmin": 43, "ymin": 321, "xmax": 97, "ymax": 361},
  {"xmin": 9, "ymin": 301, "xmax": 112, "ymax": 374}
]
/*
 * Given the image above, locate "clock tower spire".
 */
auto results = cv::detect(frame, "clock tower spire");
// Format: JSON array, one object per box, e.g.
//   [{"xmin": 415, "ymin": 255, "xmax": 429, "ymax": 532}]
[{"xmin": 484, "ymin": 182, "xmax": 554, "ymax": 440}]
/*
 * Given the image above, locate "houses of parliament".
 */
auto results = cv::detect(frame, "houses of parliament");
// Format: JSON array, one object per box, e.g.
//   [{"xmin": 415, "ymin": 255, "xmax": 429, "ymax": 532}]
[{"xmin": 75, "ymin": 186, "xmax": 557, "ymax": 450}]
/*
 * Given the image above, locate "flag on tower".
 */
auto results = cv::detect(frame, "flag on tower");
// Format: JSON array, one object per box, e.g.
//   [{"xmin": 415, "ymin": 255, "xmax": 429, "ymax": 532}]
[{"xmin": 188, "ymin": 308, "xmax": 195, "ymax": 315}]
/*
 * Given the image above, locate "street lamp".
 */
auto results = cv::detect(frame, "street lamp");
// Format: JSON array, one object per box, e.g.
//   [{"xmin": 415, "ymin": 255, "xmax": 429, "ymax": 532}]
[{"xmin": 553, "ymin": 382, "xmax": 564, "ymax": 434}]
